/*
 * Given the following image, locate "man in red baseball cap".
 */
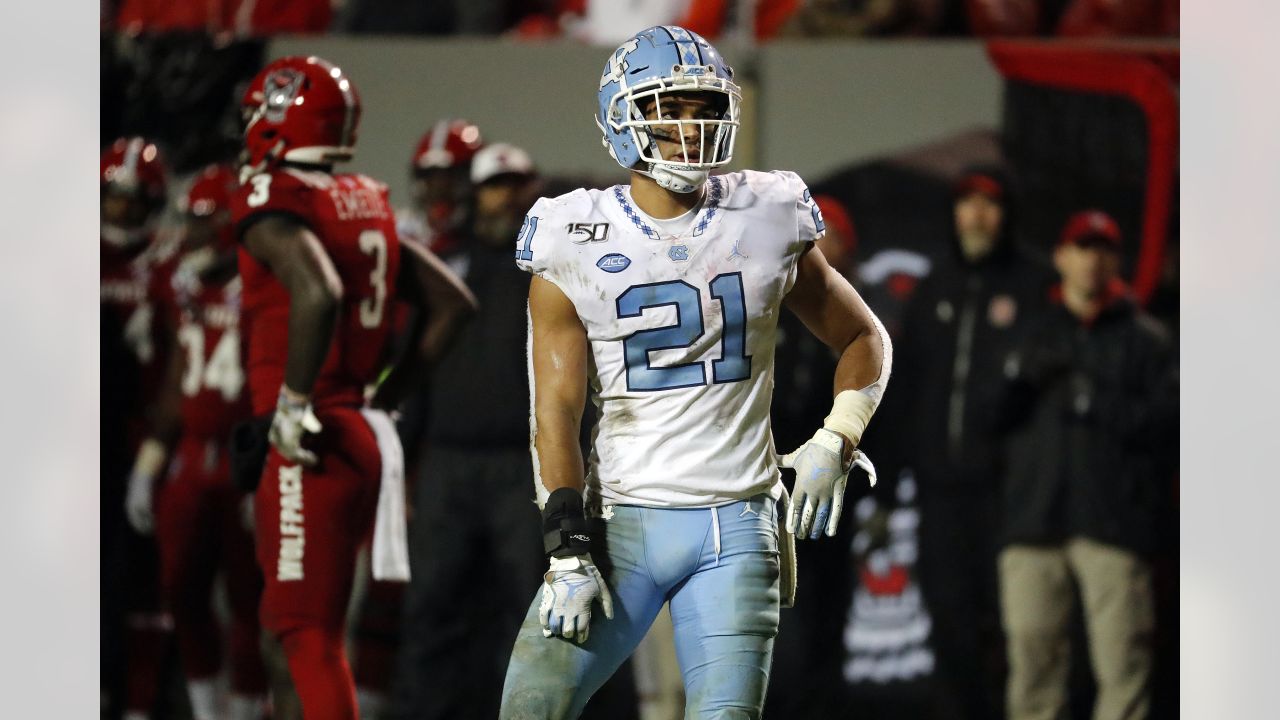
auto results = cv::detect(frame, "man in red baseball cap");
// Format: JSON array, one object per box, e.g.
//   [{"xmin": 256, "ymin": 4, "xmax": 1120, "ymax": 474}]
[
  {"xmin": 998, "ymin": 207, "xmax": 1176, "ymax": 720},
  {"xmin": 1053, "ymin": 209, "xmax": 1127, "ymax": 321}
]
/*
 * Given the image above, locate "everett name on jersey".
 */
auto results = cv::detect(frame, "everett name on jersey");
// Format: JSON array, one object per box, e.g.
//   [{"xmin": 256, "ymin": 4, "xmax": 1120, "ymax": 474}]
[
  {"xmin": 231, "ymin": 167, "xmax": 402, "ymax": 416},
  {"xmin": 517, "ymin": 170, "xmax": 825, "ymax": 508}
]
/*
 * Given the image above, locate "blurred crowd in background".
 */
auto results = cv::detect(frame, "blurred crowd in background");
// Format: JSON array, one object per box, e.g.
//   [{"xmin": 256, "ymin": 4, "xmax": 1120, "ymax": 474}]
[
  {"xmin": 101, "ymin": 0, "xmax": 1179, "ymax": 41},
  {"xmin": 100, "ymin": 9, "xmax": 1178, "ymax": 720}
]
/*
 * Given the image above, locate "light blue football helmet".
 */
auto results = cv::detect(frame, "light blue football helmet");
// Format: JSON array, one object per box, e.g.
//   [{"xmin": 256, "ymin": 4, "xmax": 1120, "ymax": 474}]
[{"xmin": 595, "ymin": 26, "xmax": 742, "ymax": 194}]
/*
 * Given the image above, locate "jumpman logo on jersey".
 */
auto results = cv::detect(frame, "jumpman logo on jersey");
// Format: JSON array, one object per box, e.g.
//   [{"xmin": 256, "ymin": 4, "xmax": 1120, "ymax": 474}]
[{"xmin": 728, "ymin": 236, "xmax": 749, "ymax": 262}]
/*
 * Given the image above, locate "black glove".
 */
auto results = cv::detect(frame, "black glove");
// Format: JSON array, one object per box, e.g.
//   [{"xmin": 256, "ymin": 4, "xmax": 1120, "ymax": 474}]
[{"xmin": 229, "ymin": 414, "xmax": 273, "ymax": 493}]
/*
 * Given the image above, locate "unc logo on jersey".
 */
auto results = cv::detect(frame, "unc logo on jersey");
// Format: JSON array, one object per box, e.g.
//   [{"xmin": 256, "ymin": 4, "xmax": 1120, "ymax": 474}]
[
  {"xmin": 668, "ymin": 245, "xmax": 689, "ymax": 262},
  {"xmin": 597, "ymin": 253, "xmax": 631, "ymax": 273}
]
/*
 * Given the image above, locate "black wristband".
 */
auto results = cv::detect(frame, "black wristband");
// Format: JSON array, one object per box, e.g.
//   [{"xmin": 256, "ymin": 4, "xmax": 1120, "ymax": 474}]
[{"xmin": 542, "ymin": 487, "xmax": 593, "ymax": 558}]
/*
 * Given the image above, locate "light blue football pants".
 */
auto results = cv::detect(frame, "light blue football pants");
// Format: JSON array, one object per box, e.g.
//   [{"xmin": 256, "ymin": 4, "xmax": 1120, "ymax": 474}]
[{"xmin": 499, "ymin": 494, "xmax": 781, "ymax": 720}]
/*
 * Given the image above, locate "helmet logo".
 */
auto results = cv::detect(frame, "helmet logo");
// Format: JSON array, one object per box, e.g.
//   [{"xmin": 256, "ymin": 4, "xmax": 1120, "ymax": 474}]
[
  {"xmin": 599, "ymin": 39, "xmax": 640, "ymax": 90},
  {"xmin": 595, "ymin": 27, "xmax": 741, "ymax": 181},
  {"xmin": 263, "ymin": 69, "xmax": 305, "ymax": 124}
]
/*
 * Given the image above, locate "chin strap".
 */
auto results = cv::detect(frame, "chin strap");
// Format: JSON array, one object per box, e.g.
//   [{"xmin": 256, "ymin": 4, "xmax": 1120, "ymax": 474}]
[
  {"xmin": 634, "ymin": 124, "xmax": 710, "ymax": 193},
  {"xmin": 641, "ymin": 164, "xmax": 708, "ymax": 194}
]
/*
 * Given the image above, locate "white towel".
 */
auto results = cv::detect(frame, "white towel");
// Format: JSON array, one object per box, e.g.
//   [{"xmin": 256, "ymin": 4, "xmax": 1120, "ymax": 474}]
[{"xmin": 360, "ymin": 408, "xmax": 410, "ymax": 582}]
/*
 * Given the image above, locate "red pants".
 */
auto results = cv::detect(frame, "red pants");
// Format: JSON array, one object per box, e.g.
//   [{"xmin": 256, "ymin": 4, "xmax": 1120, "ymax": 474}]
[
  {"xmin": 155, "ymin": 435, "xmax": 266, "ymax": 696},
  {"xmin": 353, "ymin": 577, "xmax": 405, "ymax": 694},
  {"xmin": 255, "ymin": 408, "xmax": 382, "ymax": 719}
]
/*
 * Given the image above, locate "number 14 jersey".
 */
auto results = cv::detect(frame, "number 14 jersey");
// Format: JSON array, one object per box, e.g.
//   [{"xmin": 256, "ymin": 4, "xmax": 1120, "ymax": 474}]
[
  {"xmin": 232, "ymin": 168, "xmax": 401, "ymax": 416},
  {"xmin": 517, "ymin": 170, "xmax": 825, "ymax": 508}
]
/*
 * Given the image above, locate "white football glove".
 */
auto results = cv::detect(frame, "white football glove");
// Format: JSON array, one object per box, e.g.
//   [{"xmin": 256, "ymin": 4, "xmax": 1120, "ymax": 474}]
[
  {"xmin": 124, "ymin": 438, "xmax": 166, "ymax": 535},
  {"xmin": 269, "ymin": 387, "xmax": 323, "ymax": 466},
  {"xmin": 539, "ymin": 554, "xmax": 614, "ymax": 644},
  {"xmin": 779, "ymin": 428, "xmax": 877, "ymax": 540}
]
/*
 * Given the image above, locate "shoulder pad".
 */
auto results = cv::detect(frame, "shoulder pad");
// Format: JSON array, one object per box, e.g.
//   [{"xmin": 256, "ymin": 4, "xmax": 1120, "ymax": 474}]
[{"xmin": 231, "ymin": 168, "xmax": 316, "ymax": 231}]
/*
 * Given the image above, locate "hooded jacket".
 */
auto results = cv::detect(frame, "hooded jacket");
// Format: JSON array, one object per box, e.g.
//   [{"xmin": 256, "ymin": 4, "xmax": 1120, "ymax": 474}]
[{"xmin": 887, "ymin": 172, "xmax": 1051, "ymax": 488}]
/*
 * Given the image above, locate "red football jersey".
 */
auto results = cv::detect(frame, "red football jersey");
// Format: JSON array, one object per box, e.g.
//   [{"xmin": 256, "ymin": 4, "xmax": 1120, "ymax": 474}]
[
  {"xmin": 232, "ymin": 167, "xmax": 402, "ymax": 416},
  {"xmin": 161, "ymin": 261, "xmax": 252, "ymax": 439},
  {"xmin": 101, "ymin": 238, "xmax": 177, "ymax": 411}
]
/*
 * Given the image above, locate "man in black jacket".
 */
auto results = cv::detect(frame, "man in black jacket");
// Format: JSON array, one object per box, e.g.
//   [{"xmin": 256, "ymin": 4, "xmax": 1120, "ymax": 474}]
[
  {"xmin": 388, "ymin": 144, "xmax": 547, "ymax": 720},
  {"xmin": 886, "ymin": 167, "xmax": 1049, "ymax": 720},
  {"xmin": 998, "ymin": 210, "xmax": 1176, "ymax": 720}
]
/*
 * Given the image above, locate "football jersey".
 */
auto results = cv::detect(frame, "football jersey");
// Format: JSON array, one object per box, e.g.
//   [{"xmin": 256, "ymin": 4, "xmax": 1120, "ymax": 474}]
[
  {"xmin": 232, "ymin": 167, "xmax": 402, "ymax": 416},
  {"xmin": 101, "ymin": 238, "xmax": 178, "ymax": 411},
  {"xmin": 517, "ymin": 170, "xmax": 825, "ymax": 508},
  {"xmin": 161, "ymin": 255, "xmax": 252, "ymax": 439}
]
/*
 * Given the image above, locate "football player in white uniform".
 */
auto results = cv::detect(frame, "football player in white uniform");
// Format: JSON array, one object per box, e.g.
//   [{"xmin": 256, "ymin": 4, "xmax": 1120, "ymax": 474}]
[{"xmin": 500, "ymin": 25, "xmax": 892, "ymax": 719}]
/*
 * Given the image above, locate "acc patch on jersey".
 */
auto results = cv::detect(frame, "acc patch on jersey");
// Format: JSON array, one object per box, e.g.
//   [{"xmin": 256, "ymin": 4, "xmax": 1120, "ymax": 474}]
[{"xmin": 596, "ymin": 253, "xmax": 631, "ymax": 273}]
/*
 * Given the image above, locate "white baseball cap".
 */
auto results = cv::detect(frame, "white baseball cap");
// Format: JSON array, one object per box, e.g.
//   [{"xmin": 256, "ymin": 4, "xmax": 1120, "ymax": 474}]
[{"xmin": 471, "ymin": 142, "xmax": 535, "ymax": 185}]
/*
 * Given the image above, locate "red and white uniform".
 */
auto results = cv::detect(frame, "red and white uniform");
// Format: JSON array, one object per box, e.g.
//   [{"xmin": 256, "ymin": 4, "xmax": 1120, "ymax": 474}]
[
  {"xmin": 153, "ymin": 260, "xmax": 266, "ymax": 700},
  {"xmin": 237, "ymin": 168, "xmax": 400, "ymax": 416},
  {"xmin": 102, "ymin": 239, "xmax": 178, "ymax": 422},
  {"xmin": 232, "ymin": 166, "xmax": 401, "ymax": 636},
  {"xmin": 101, "ymin": 136, "xmax": 175, "ymax": 719},
  {"xmin": 169, "ymin": 270, "xmax": 250, "ymax": 436}
]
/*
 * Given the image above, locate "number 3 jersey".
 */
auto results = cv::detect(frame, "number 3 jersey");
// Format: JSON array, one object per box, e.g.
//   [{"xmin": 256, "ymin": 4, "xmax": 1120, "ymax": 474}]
[
  {"xmin": 231, "ymin": 168, "xmax": 402, "ymax": 416},
  {"xmin": 518, "ymin": 170, "xmax": 825, "ymax": 508}
]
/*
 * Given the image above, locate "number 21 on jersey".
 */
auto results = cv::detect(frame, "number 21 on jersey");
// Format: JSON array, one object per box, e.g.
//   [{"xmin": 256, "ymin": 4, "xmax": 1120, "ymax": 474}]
[{"xmin": 616, "ymin": 272, "xmax": 751, "ymax": 392}]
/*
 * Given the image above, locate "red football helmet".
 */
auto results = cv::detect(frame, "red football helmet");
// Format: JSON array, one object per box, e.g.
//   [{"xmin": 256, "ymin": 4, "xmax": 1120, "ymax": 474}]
[
  {"xmin": 410, "ymin": 119, "xmax": 483, "ymax": 237},
  {"xmin": 101, "ymin": 137, "xmax": 168, "ymax": 248},
  {"xmin": 412, "ymin": 119, "xmax": 483, "ymax": 174},
  {"xmin": 182, "ymin": 164, "xmax": 239, "ymax": 256},
  {"xmin": 241, "ymin": 55, "xmax": 361, "ymax": 174}
]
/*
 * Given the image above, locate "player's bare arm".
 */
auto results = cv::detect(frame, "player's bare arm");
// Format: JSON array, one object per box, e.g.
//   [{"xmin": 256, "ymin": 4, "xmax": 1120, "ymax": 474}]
[
  {"xmin": 404, "ymin": 240, "xmax": 477, "ymax": 362},
  {"xmin": 529, "ymin": 275, "xmax": 589, "ymax": 496},
  {"xmin": 781, "ymin": 242, "xmax": 893, "ymax": 539},
  {"xmin": 124, "ymin": 316, "xmax": 185, "ymax": 535},
  {"xmin": 528, "ymin": 274, "xmax": 614, "ymax": 643},
  {"xmin": 146, "ymin": 316, "xmax": 186, "ymax": 447},
  {"xmin": 243, "ymin": 214, "xmax": 344, "ymax": 396},
  {"xmin": 243, "ymin": 213, "xmax": 343, "ymax": 465},
  {"xmin": 370, "ymin": 239, "xmax": 477, "ymax": 409},
  {"xmin": 783, "ymin": 243, "xmax": 888, "ymax": 406}
]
